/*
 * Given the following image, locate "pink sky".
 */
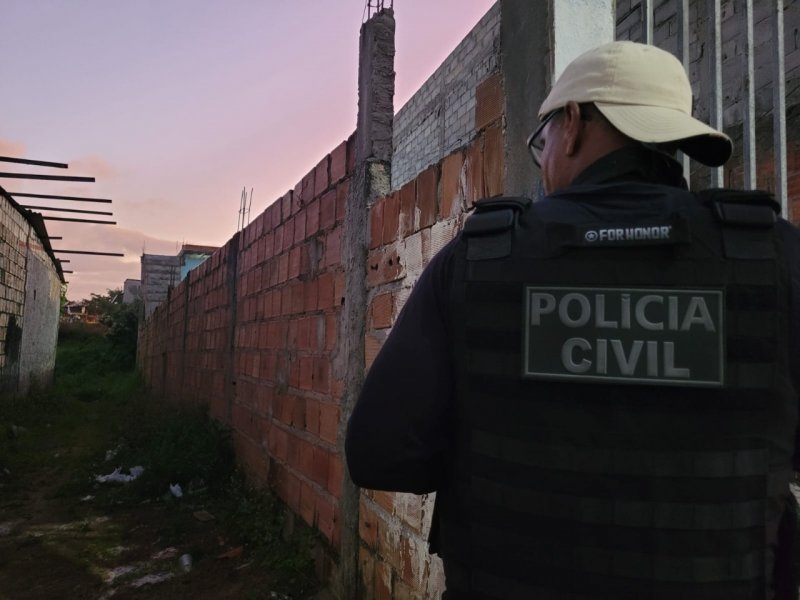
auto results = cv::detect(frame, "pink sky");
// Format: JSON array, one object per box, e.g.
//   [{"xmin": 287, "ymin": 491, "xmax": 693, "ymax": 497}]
[{"xmin": 2, "ymin": 1, "xmax": 496, "ymax": 301}]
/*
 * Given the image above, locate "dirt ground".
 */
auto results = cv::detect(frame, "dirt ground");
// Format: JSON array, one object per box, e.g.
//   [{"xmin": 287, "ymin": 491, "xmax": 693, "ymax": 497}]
[{"xmin": 0, "ymin": 392, "xmax": 325, "ymax": 600}]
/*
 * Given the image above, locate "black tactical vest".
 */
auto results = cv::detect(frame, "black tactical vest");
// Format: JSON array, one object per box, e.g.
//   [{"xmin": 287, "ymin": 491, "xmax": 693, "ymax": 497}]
[{"xmin": 442, "ymin": 183, "xmax": 798, "ymax": 600}]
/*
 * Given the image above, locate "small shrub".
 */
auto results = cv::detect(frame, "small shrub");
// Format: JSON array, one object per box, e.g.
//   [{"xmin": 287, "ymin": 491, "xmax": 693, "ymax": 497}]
[{"xmin": 115, "ymin": 401, "xmax": 235, "ymax": 498}]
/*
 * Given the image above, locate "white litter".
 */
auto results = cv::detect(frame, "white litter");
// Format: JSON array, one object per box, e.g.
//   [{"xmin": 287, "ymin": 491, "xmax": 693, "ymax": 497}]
[
  {"xmin": 151, "ymin": 547, "xmax": 178, "ymax": 560},
  {"xmin": 95, "ymin": 466, "xmax": 144, "ymax": 483},
  {"xmin": 105, "ymin": 445, "xmax": 122, "ymax": 461},
  {"xmin": 80, "ymin": 495, "xmax": 95, "ymax": 502},
  {"xmin": 130, "ymin": 572, "xmax": 174, "ymax": 588},
  {"xmin": 104, "ymin": 565, "xmax": 136, "ymax": 584},
  {"xmin": 169, "ymin": 483, "xmax": 183, "ymax": 498}
]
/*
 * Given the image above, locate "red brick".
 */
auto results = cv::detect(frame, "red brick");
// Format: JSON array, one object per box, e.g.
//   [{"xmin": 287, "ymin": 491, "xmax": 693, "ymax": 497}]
[
  {"xmin": 484, "ymin": 122, "xmax": 504, "ymax": 198},
  {"xmin": 317, "ymin": 272, "xmax": 335, "ymax": 310},
  {"xmin": 319, "ymin": 190, "xmax": 337, "ymax": 230},
  {"xmin": 268, "ymin": 425, "xmax": 289, "ymax": 461},
  {"xmin": 319, "ymin": 403, "xmax": 339, "ymax": 444},
  {"xmin": 371, "ymin": 293, "xmax": 393, "ymax": 329},
  {"xmin": 359, "ymin": 547, "xmax": 376, "ymax": 600},
  {"xmin": 275, "ymin": 252, "xmax": 287, "ymax": 283},
  {"xmin": 288, "ymin": 247, "xmax": 302, "ymax": 280},
  {"xmin": 325, "ymin": 229, "xmax": 342, "ymax": 266},
  {"xmin": 366, "ymin": 247, "xmax": 402, "ymax": 288},
  {"xmin": 315, "ymin": 156, "xmax": 330, "ymax": 195},
  {"xmin": 365, "ymin": 331, "xmax": 384, "ymax": 370},
  {"xmin": 298, "ymin": 317, "xmax": 313, "ymax": 351},
  {"xmin": 305, "ymin": 397, "xmax": 320, "ymax": 436},
  {"xmin": 417, "ymin": 166, "xmax": 438, "ymax": 228},
  {"xmin": 297, "ymin": 171, "xmax": 315, "ymax": 210},
  {"xmin": 291, "ymin": 282, "xmax": 304, "ymax": 313},
  {"xmin": 294, "ymin": 210, "xmax": 307, "ymax": 244},
  {"xmin": 305, "ymin": 199, "xmax": 320, "ymax": 236},
  {"xmin": 330, "ymin": 140, "xmax": 348, "ymax": 183},
  {"xmin": 281, "ymin": 286, "xmax": 293, "ymax": 316},
  {"xmin": 334, "ymin": 271, "xmax": 345, "ymax": 306},
  {"xmin": 299, "ymin": 356, "xmax": 313, "ymax": 390},
  {"xmin": 272, "ymin": 290, "xmax": 283, "ymax": 317},
  {"xmin": 304, "ymin": 280, "xmax": 318, "ymax": 313},
  {"xmin": 475, "ymin": 72, "xmax": 504, "ymax": 130},
  {"xmin": 273, "ymin": 225, "xmax": 285, "ymax": 256},
  {"xmin": 465, "ymin": 136, "xmax": 486, "ymax": 205},
  {"xmin": 311, "ymin": 446, "xmax": 329, "ymax": 487},
  {"xmin": 370, "ymin": 199, "xmax": 384, "ymax": 250},
  {"xmin": 359, "ymin": 498, "xmax": 379, "ymax": 549},
  {"xmin": 281, "ymin": 191, "xmax": 293, "ymax": 222},
  {"xmin": 441, "ymin": 151, "xmax": 464, "ymax": 219},
  {"xmin": 382, "ymin": 192, "xmax": 400, "ymax": 244},
  {"xmin": 283, "ymin": 218, "xmax": 294, "ymax": 251},
  {"xmin": 312, "ymin": 357, "xmax": 331, "ymax": 394},
  {"xmin": 328, "ymin": 453, "xmax": 343, "ymax": 498},
  {"xmin": 375, "ymin": 558, "xmax": 392, "ymax": 600},
  {"xmin": 399, "ymin": 180, "xmax": 416, "ymax": 237},
  {"xmin": 373, "ymin": 490, "xmax": 395, "ymax": 514},
  {"xmin": 336, "ymin": 180, "xmax": 349, "ymax": 223}
]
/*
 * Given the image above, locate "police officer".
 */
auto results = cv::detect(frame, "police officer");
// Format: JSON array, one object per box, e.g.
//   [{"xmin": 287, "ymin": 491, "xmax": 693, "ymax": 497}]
[{"xmin": 346, "ymin": 41, "xmax": 800, "ymax": 599}]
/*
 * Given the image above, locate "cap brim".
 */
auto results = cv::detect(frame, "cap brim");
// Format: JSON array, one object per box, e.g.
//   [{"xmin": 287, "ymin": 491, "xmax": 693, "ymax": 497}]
[{"xmin": 595, "ymin": 103, "xmax": 733, "ymax": 167}]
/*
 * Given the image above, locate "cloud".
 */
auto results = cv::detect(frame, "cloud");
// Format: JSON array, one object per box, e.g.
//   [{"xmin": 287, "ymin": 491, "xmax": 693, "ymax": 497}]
[
  {"xmin": 0, "ymin": 138, "xmax": 27, "ymax": 158},
  {"xmin": 53, "ymin": 224, "xmax": 184, "ymax": 301},
  {"xmin": 68, "ymin": 155, "xmax": 120, "ymax": 180}
]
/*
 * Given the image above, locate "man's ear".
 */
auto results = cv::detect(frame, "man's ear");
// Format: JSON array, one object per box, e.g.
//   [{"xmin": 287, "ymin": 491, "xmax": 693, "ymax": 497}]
[{"xmin": 562, "ymin": 101, "xmax": 583, "ymax": 157}]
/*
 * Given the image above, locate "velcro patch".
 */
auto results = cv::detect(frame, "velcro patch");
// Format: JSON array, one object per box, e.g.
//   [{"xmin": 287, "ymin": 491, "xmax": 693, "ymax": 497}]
[{"xmin": 524, "ymin": 286, "xmax": 724, "ymax": 386}]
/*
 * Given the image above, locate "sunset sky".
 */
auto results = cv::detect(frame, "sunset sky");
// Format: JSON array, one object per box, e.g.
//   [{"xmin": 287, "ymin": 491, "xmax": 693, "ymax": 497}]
[{"xmin": 2, "ymin": 1, "xmax": 496, "ymax": 300}]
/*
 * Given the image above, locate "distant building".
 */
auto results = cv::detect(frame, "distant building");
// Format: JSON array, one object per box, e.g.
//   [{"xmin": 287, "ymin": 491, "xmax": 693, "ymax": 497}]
[
  {"xmin": 122, "ymin": 278, "xmax": 142, "ymax": 304},
  {"xmin": 61, "ymin": 301, "xmax": 99, "ymax": 324},
  {"xmin": 140, "ymin": 244, "xmax": 218, "ymax": 317},
  {"xmin": 179, "ymin": 245, "xmax": 219, "ymax": 281}
]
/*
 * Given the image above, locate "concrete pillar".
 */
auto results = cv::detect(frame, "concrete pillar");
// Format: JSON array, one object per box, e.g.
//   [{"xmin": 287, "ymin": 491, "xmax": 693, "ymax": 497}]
[
  {"xmin": 502, "ymin": 0, "xmax": 615, "ymax": 199},
  {"xmin": 336, "ymin": 9, "xmax": 395, "ymax": 599}
]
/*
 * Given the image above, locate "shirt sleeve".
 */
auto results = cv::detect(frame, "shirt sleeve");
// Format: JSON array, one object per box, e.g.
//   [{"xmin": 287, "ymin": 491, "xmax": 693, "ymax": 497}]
[{"xmin": 345, "ymin": 240, "xmax": 457, "ymax": 494}]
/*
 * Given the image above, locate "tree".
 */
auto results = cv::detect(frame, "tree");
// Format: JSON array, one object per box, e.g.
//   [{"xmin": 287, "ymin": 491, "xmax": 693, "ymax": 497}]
[{"xmin": 83, "ymin": 289, "xmax": 139, "ymax": 367}]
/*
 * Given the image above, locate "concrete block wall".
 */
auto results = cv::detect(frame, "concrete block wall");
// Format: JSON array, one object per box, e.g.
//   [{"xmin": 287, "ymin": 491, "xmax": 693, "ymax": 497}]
[
  {"xmin": 0, "ymin": 195, "xmax": 29, "ymax": 391},
  {"xmin": 18, "ymin": 240, "xmax": 61, "ymax": 394},
  {"xmin": 391, "ymin": 2, "xmax": 501, "ymax": 190},
  {"xmin": 0, "ymin": 192, "xmax": 61, "ymax": 397}
]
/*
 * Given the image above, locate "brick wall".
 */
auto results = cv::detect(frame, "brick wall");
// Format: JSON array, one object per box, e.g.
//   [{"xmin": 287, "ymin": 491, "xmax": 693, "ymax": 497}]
[
  {"xmin": 138, "ymin": 136, "xmax": 354, "ymax": 580},
  {"xmin": 138, "ymin": 2, "xmax": 799, "ymax": 598},
  {"xmin": 357, "ymin": 73, "xmax": 505, "ymax": 599},
  {"xmin": 391, "ymin": 2, "xmax": 501, "ymax": 190}
]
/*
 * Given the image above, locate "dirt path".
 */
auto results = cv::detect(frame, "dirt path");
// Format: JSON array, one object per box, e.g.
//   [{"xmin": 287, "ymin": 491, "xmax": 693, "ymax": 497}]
[{"xmin": 0, "ymin": 352, "xmax": 323, "ymax": 600}]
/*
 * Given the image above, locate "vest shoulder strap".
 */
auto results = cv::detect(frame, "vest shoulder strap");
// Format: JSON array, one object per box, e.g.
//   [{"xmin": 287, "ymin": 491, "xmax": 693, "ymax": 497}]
[
  {"xmin": 697, "ymin": 188, "xmax": 779, "ymax": 259},
  {"xmin": 463, "ymin": 196, "xmax": 531, "ymax": 261}
]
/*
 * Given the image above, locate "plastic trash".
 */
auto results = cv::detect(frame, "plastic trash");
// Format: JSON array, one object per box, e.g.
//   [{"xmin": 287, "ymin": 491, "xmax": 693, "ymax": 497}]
[
  {"xmin": 179, "ymin": 553, "xmax": 192, "ymax": 572},
  {"xmin": 95, "ymin": 466, "xmax": 144, "ymax": 483},
  {"xmin": 169, "ymin": 483, "xmax": 183, "ymax": 498}
]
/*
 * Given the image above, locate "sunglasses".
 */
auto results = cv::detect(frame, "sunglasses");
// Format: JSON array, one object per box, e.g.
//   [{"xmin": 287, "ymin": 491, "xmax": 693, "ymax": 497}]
[
  {"xmin": 526, "ymin": 106, "xmax": 591, "ymax": 168},
  {"xmin": 526, "ymin": 109, "xmax": 562, "ymax": 168}
]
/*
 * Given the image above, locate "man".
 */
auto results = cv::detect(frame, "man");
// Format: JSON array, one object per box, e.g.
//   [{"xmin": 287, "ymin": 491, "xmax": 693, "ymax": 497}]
[{"xmin": 346, "ymin": 41, "xmax": 800, "ymax": 599}]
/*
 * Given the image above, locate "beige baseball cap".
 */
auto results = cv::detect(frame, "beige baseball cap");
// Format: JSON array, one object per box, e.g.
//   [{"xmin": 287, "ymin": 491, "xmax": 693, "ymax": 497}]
[{"xmin": 538, "ymin": 41, "xmax": 732, "ymax": 167}]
